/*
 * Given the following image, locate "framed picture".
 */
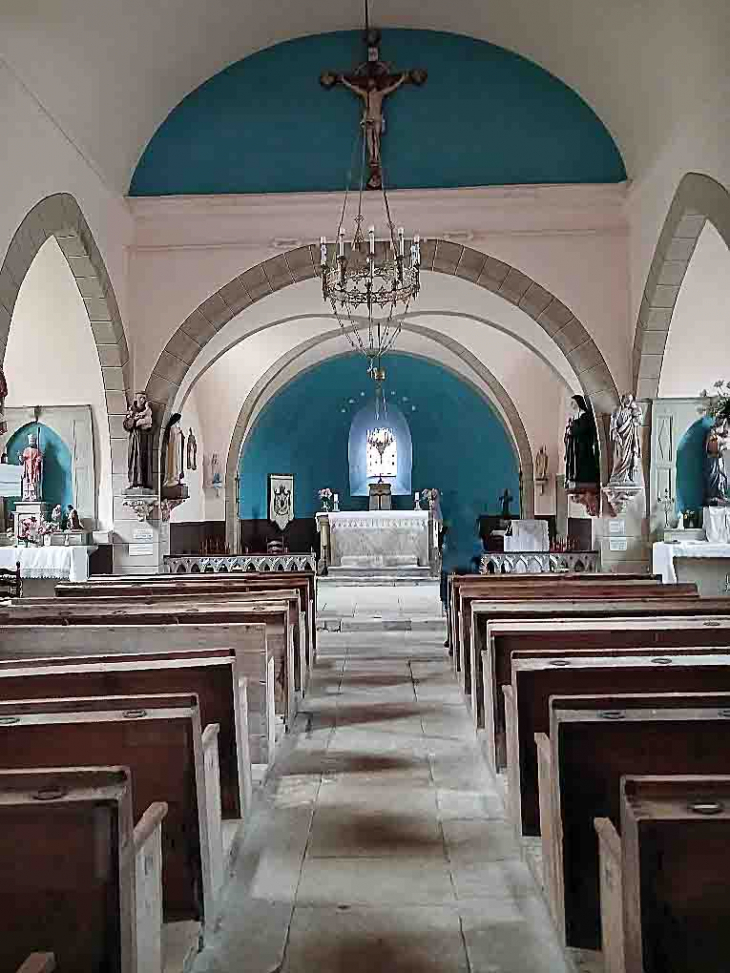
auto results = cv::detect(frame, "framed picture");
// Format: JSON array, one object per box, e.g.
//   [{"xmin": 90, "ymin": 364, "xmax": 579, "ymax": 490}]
[{"xmin": 269, "ymin": 473, "xmax": 294, "ymax": 531}]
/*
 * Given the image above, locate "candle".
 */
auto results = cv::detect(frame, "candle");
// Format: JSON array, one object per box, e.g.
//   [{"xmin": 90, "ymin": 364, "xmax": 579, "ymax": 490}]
[
  {"xmin": 398, "ymin": 226, "xmax": 404, "ymax": 257},
  {"xmin": 338, "ymin": 227, "xmax": 345, "ymax": 257},
  {"xmin": 320, "ymin": 236, "xmax": 327, "ymax": 266},
  {"xmin": 368, "ymin": 226, "xmax": 375, "ymax": 254},
  {"xmin": 415, "ymin": 492, "xmax": 420, "ymax": 502}
]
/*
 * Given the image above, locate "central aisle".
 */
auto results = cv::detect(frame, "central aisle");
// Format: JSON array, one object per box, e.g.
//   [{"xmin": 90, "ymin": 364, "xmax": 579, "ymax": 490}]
[{"xmin": 193, "ymin": 630, "xmax": 571, "ymax": 973}]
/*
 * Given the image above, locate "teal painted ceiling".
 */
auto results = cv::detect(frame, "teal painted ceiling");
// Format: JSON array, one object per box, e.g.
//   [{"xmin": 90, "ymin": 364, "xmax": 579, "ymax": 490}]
[{"xmin": 130, "ymin": 29, "xmax": 626, "ymax": 196}]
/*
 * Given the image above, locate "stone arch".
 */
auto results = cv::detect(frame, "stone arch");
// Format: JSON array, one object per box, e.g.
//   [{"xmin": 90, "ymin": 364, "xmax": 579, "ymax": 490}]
[
  {"xmin": 632, "ymin": 172, "xmax": 730, "ymax": 398},
  {"xmin": 220, "ymin": 325, "xmax": 538, "ymax": 551},
  {"xmin": 145, "ymin": 240, "xmax": 619, "ymax": 458},
  {"xmin": 0, "ymin": 194, "xmax": 131, "ymax": 498}
]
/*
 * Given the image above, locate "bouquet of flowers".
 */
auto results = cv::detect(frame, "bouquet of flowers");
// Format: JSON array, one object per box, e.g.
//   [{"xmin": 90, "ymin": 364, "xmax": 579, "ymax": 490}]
[
  {"xmin": 421, "ymin": 488, "xmax": 437, "ymax": 506},
  {"xmin": 699, "ymin": 380, "xmax": 730, "ymax": 420},
  {"xmin": 318, "ymin": 487, "xmax": 334, "ymax": 512}
]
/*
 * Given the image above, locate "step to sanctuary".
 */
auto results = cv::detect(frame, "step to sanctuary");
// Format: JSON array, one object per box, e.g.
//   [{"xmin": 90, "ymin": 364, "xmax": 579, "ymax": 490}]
[{"xmin": 317, "ymin": 615, "xmax": 446, "ymax": 632}]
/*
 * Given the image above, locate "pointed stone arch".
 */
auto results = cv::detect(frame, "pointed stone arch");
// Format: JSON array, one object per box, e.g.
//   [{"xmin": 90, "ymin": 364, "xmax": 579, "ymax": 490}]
[
  {"xmin": 0, "ymin": 194, "xmax": 132, "ymax": 500},
  {"xmin": 632, "ymin": 172, "xmax": 730, "ymax": 398},
  {"xmin": 221, "ymin": 324, "xmax": 539, "ymax": 551}
]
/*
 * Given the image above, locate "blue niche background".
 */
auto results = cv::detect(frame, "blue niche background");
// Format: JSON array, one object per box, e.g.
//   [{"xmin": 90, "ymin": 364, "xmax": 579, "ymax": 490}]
[
  {"xmin": 5, "ymin": 422, "xmax": 73, "ymax": 517},
  {"xmin": 131, "ymin": 29, "xmax": 626, "ymax": 195},
  {"xmin": 676, "ymin": 417, "xmax": 715, "ymax": 515},
  {"xmin": 239, "ymin": 353, "xmax": 520, "ymax": 569}
]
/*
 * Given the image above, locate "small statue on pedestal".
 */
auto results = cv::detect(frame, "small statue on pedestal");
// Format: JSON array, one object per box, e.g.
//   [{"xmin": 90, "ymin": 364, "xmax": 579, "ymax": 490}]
[
  {"xmin": 123, "ymin": 392, "xmax": 154, "ymax": 491},
  {"xmin": 163, "ymin": 413, "xmax": 185, "ymax": 488},
  {"xmin": 19, "ymin": 433, "xmax": 43, "ymax": 502},
  {"xmin": 66, "ymin": 505, "xmax": 82, "ymax": 530}
]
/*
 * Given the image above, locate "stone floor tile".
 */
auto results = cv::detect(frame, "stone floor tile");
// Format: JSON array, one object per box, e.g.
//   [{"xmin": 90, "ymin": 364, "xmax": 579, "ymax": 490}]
[
  {"xmin": 296, "ymin": 856, "xmax": 457, "ymax": 906},
  {"xmin": 306, "ymin": 806, "xmax": 445, "ymax": 858},
  {"xmin": 436, "ymin": 789, "xmax": 506, "ymax": 821},
  {"xmin": 442, "ymin": 818, "xmax": 521, "ymax": 864},
  {"xmin": 282, "ymin": 906, "xmax": 469, "ymax": 973}
]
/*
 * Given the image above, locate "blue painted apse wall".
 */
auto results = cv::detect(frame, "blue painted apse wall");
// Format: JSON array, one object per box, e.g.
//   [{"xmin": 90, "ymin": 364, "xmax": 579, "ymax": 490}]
[
  {"xmin": 6, "ymin": 422, "xmax": 73, "ymax": 516},
  {"xmin": 676, "ymin": 417, "xmax": 715, "ymax": 516},
  {"xmin": 131, "ymin": 29, "xmax": 626, "ymax": 195},
  {"xmin": 239, "ymin": 353, "xmax": 520, "ymax": 569}
]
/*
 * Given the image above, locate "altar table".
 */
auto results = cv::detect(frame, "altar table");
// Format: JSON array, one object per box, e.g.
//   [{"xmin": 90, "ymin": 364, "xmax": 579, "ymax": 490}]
[
  {"xmin": 653, "ymin": 540, "xmax": 730, "ymax": 589},
  {"xmin": 0, "ymin": 546, "xmax": 96, "ymax": 583},
  {"xmin": 316, "ymin": 510, "xmax": 435, "ymax": 574}
]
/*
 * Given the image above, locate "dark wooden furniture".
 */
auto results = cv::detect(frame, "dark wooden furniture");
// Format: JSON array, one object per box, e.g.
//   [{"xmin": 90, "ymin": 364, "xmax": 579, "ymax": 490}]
[{"xmin": 0, "ymin": 560, "xmax": 21, "ymax": 598}]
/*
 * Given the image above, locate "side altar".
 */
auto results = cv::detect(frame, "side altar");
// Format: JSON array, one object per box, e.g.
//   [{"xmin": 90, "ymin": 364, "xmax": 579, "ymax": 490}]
[{"xmin": 316, "ymin": 510, "xmax": 438, "ymax": 578}]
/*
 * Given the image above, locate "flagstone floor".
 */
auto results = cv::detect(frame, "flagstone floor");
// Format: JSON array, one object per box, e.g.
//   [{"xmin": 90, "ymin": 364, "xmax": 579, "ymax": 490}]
[{"xmin": 192, "ymin": 629, "xmax": 571, "ymax": 973}]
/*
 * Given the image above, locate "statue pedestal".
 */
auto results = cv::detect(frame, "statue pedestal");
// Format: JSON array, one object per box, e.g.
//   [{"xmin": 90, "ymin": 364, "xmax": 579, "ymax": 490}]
[{"xmin": 14, "ymin": 501, "xmax": 48, "ymax": 541}]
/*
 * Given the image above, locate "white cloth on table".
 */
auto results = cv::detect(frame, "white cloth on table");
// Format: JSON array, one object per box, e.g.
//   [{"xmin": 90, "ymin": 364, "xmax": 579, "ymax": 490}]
[
  {"xmin": 0, "ymin": 546, "xmax": 93, "ymax": 582},
  {"xmin": 652, "ymin": 540, "xmax": 730, "ymax": 584},
  {"xmin": 703, "ymin": 507, "xmax": 730, "ymax": 544},
  {"xmin": 504, "ymin": 519, "xmax": 549, "ymax": 552}
]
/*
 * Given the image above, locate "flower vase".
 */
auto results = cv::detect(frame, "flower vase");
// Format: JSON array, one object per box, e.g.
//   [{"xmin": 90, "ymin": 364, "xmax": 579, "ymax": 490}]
[{"xmin": 321, "ymin": 501, "xmax": 331, "ymax": 513}]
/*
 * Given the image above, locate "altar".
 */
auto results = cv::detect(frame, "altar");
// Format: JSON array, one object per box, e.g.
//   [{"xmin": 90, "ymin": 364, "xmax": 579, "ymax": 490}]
[
  {"xmin": 316, "ymin": 510, "xmax": 437, "ymax": 577},
  {"xmin": 0, "ymin": 545, "xmax": 97, "ymax": 583}
]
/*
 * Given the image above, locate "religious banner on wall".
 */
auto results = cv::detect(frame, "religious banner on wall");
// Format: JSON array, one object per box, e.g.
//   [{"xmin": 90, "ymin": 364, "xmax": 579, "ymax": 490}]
[{"xmin": 269, "ymin": 474, "xmax": 294, "ymax": 531}]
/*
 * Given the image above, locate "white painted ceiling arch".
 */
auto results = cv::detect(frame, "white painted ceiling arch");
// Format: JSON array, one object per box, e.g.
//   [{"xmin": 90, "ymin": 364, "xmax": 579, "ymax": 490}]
[{"xmin": 2, "ymin": 0, "xmax": 728, "ymax": 188}]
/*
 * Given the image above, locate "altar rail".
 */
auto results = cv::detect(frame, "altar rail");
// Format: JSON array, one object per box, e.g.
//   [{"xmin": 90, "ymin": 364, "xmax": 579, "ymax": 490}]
[
  {"xmin": 164, "ymin": 553, "xmax": 317, "ymax": 574},
  {"xmin": 479, "ymin": 551, "xmax": 600, "ymax": 575}
]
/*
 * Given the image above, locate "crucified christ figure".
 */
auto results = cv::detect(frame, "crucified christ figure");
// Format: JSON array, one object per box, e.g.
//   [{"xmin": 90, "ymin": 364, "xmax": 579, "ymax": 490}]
[{"xmin": 337, "ymin": 73, "xmax": 408, "ymax": 185}]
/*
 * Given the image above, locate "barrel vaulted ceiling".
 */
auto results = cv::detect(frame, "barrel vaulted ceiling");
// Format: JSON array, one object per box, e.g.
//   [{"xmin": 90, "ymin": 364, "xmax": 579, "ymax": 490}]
[{"xmin": 2, "ymin": 0, "xmax": 728, "ymax": 194}]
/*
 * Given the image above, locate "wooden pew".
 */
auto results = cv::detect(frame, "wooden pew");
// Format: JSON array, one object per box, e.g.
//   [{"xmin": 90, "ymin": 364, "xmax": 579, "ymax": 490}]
[
  {"xmin": 504, "ymin": 651, "xmax": 730, "ymax": 836},
  {"xmin": 596, "ymin": 775, "xmax": 730, "ymax": 973},
  {"xmin": 0, "ymin": 766, "xmax": 163, "ymax": 973},
  {"xmin": 0, "ymin": 693, "xmax": 224, "ymax": 931},
  {"xmin": 447, "ymin": 572, "xmax": 661, "ymax": 661},
  {"xmin": 538, "ymin": 690, "xmax": 730, "ymax": 951},
  {"xmin": 0, "ymin": 621, "xmax": 275, "ymax": 767},
  {"xmin": 472, "ymin": 598, "xmax": 730, "ymax": 763},
  {"xmin": 56, "ymin": 581, "xmax": 311, "ymax": 696},
  {"xmin": 456, "ymin": 581, "xmax": 698, "ymax": 692},
  {"xmin": 62, "ymin": 568, "xmax": 318, "ymax": 665},
  {"xmin": 0, "ymin": 647, "xmax": 252, "ymax": 818},
  {"xmin": 8, "ymin": 591, "xmax": 301, "ymax": 714},
  {"xmin": 0, "ymin": 597, "xmax": 295, "ymax": 733}
]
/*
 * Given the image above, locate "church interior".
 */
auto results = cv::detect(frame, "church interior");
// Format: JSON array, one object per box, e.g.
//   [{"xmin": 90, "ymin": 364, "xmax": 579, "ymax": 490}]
[{"xmin": 1, "ymin": 1, "xmax": 730, "ymax": 970}]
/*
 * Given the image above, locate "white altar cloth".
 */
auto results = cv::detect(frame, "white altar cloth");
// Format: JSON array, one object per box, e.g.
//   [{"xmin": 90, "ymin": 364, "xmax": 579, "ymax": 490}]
[
  {"xmin": 0, "ymin": 545, "xmax": 95, "ymax": 582},
  {"xmin": 653, "ymin": 541, "xmax": 730, "ymax": 584}
]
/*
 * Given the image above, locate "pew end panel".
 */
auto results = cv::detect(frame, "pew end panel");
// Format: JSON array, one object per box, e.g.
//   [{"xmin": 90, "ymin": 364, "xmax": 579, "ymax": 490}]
[
  {"xmin": 133, "ymin": 801, "xmax": 169, "ymax": 973},
  {"xmin": 620, "ymin": 774, "xmax": 730, "ymax": 973},
  {"xmin": 594, "ymin": 816, "xmax": 624, "ymax": 973},
  {"xmin": 502, "ymin": 684, "xmax": 522, "ymax": 835},
  {"xmin": 535, "ymin": 732, "xmax": 561, "ymax": 932},
  {"xmin": 0, "ymin": 766, "xmax": 135, "ymax": 973},
  {"xmin": 15, "ymin": 955, "xmax": 55, "ymax": 973}
]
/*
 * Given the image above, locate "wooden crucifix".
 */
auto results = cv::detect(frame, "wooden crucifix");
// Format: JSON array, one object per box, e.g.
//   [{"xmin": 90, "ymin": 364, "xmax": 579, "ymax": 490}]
[{"xmin": 320, "ymin": 28, "xmax": 427, "ymax": 190}]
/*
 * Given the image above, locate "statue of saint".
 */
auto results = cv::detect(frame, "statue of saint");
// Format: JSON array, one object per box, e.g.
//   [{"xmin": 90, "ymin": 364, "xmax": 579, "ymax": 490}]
[
  {"xmin": 704, "ymin": 414, "xmax": 730, "ymax": 505},
  {"xmin": 163, "ymin": 413, "xmax": 185, "ymax": 488},
  {"xmin": 18, "ymin": 432, "xmax": 43, "ymax": 502},
  {"xmin": 66, "ymin": 505, "xmax": 82, "ymax": 530},
  {"xmin": 187, "ymin": 427, "xmax": 198, "ymax": 471},
  {"xmin": 609, "ymin": 393, "xmax": 643, "ymax": 484},
  {"xmin": 535, "ymin": 446, "xmax": 549, "ymax": 481},
  {"xmin": 123, "ymin": 392, "xmax": 154, "ymax": 490},
  {"xmin": 564, "ymin": 395, "xmax": 599, "ymax": 486}
]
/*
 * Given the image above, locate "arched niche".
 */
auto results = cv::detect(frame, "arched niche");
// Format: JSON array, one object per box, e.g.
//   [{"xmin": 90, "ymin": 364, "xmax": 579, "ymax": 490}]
[
  {"xmin": 5, "ymin": 421, "xmax": 73, "ymax": 516},
  {"xmin": 348, "ymin": 400, "xmax": 412, "ymax": 496}
]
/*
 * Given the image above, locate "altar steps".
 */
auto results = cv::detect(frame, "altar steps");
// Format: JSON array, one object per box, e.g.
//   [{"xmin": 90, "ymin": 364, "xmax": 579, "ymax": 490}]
[{"xmin": 325, "ymin": 566, "xmax": 434, "ymax": 581}]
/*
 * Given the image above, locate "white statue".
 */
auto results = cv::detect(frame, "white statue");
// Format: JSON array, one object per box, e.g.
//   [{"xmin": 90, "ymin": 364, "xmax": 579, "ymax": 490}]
[
  {"xmin": 609, "ymin": 393, "xmax": 643, "ymax": 485},
  {"xmin": 163, "ymin": 413, "xmax": 185, "ymax": 488},
  {"xmin": 19, "ymin": 432, "xmax": 43, "ymax": 502},
  {"xmin": 535, "ymin": 446, "xmax": 549, "ymax": 481}
]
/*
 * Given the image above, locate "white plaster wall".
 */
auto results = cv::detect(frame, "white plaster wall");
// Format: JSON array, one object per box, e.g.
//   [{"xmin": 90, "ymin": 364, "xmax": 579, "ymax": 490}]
[
  {"xmin": 5, "ymin": 237, "xmax": 112, "ymax": 527},
  {"xmin": 627, "ymin": 86, "xmax": 730, "ymax": 332},
  {"xmin": 170, "ymin": 385, "xmax": 205, "ymax": 523},
  {"xmin": 0, "ymin": 63, "xmax": 133, "ymax": 354},
  {"xmin": 659, "ymin": 223, "xmax": 730, "ymax": 397}
]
